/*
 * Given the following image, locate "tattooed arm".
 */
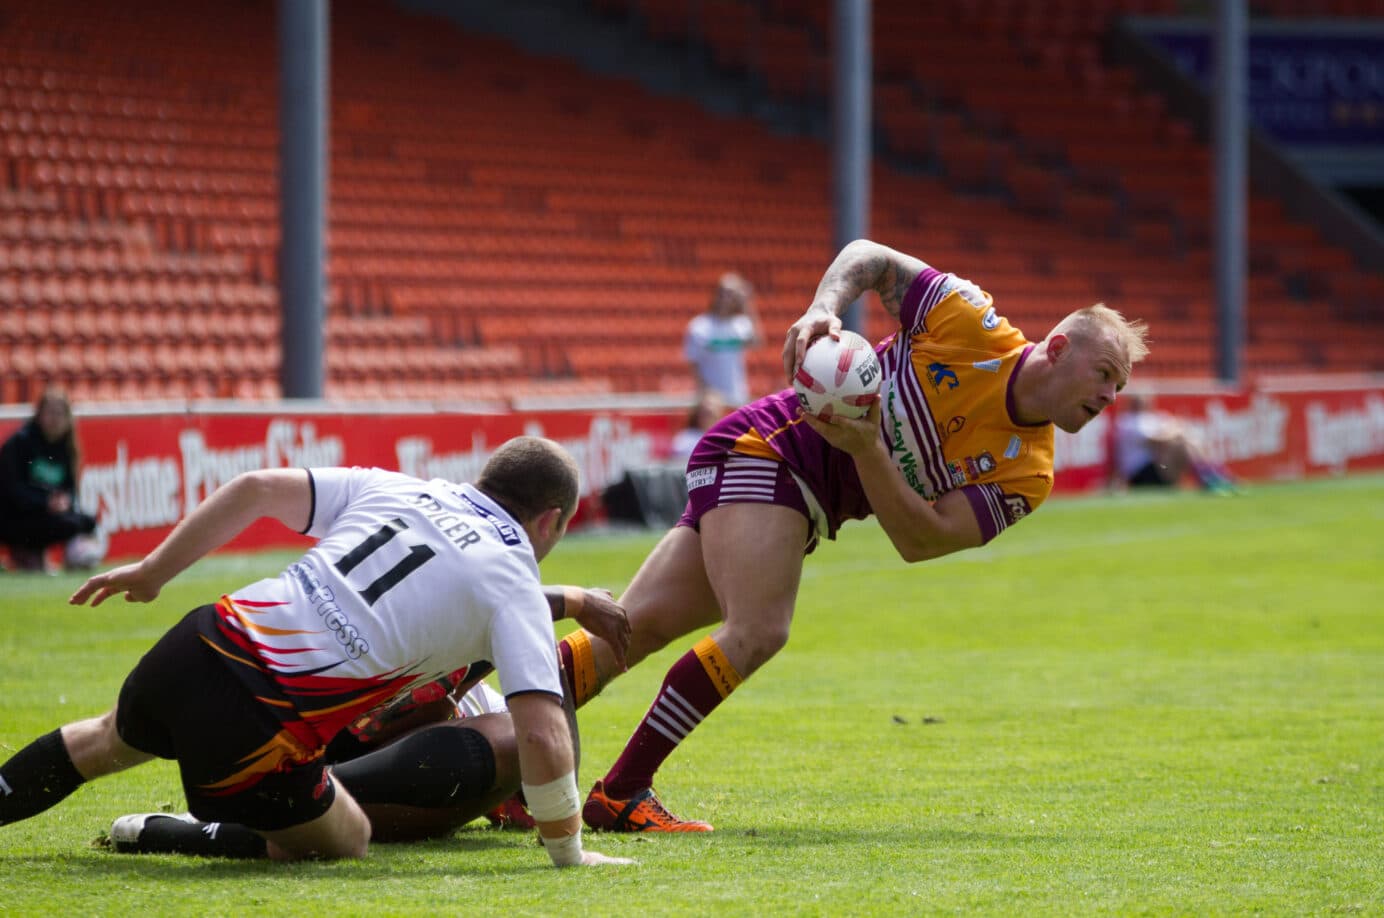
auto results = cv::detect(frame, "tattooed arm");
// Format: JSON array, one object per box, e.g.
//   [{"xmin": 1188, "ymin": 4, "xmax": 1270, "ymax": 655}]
[{"xmin": 782, "ymin": 239, "xmax": 930, "ymax": 381}]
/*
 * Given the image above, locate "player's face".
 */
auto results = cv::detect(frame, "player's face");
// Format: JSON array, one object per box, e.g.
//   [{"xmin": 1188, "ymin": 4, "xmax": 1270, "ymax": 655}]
[{"xmin": 1049, "ymin": 332, "xmax": 1130, "ymax": 433}]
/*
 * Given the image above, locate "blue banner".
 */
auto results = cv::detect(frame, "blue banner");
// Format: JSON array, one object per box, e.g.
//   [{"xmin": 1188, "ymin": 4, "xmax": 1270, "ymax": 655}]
[{"xmin": 1140, "ymin": 26, "xmax": 1384, "ymax": 146}]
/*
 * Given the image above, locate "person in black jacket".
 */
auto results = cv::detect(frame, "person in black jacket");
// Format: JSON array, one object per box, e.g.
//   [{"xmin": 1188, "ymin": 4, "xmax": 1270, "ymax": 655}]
[{"xmin": 0, "ymin": 388, "xmax": 99, "ymax": 572}]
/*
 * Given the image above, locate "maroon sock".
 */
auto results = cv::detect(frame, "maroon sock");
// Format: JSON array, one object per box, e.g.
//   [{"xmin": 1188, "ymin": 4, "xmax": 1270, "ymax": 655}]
[{"xmin": 603, "ymin": 638, "xmax": 741, "ymax": 798}]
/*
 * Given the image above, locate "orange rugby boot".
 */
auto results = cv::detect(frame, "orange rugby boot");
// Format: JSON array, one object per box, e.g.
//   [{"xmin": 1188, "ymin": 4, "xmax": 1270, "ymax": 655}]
[{"xmin": 582, "ymin": 780, "xmax": 713, "ymax": 833}]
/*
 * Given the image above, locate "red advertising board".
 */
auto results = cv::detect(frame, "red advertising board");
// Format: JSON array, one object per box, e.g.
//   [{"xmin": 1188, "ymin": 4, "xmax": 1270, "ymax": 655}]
[
  {"xmin": 0, "ymin": 405, "xmax": 684, "ymax": 559},
  {"xmin": 1, "ymin": 376, "xmax": 1380, "ymax": 562}
]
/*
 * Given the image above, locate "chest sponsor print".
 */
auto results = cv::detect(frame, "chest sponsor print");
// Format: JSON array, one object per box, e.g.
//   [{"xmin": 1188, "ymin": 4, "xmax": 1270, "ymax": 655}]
[{"xmin": 927, "ymin": 362, "xmax": 959, "ymax": 392}]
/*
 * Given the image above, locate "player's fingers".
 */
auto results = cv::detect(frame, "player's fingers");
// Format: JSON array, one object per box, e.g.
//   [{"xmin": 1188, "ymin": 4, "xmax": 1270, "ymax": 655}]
[
  {"xmin": 784, "ymin": 329, "xmax": 804, "ymax": 379},
  {"xmin": 606, "ymin": 633, "xmax": 629, "ymax": 672},
  {"xmin": 68, "ymin": 579, "xmax": 97, "ymax": 605}
]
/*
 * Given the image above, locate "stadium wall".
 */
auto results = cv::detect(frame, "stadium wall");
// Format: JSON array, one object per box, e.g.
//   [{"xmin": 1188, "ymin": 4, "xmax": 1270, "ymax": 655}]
[{"xmin": 1, "ymin": 377, "xmax": 1381, "ymax": 562}]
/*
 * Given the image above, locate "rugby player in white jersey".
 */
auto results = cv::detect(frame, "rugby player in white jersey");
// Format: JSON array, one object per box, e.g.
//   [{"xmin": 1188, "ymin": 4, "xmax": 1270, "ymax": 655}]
[
  {"xmin": 0, "ymin": 437, "xmax": 632, "ymax": 867},
  {"xmin": 105, "ymin": 588, "xmax": 629, "ymax": 857}
]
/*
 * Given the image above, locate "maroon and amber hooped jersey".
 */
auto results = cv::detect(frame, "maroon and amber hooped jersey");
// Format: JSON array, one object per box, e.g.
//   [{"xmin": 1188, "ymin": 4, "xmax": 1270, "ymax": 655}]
[
  {"xmin": 703, "ymin": 266, "xmax": 1054, "ymax": 545},
  {"xmin": 879, "ymin": 267, "xmax": 1054, "ymax": 542}
]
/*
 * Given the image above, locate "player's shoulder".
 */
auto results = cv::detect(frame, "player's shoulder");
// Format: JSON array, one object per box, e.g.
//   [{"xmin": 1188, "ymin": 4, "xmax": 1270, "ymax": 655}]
[{"xmin": 924, "ymin": 277, "xmax": 1028, "ymax": 349}]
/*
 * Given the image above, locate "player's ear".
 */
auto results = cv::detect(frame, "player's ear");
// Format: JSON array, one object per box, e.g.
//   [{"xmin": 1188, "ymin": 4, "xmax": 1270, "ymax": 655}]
[
  {"xmin": 535, "ymin": 506, "xmax": 565, "ymax": 541},
  {"xmin": 1046, "ymin": 333, "xmax": 1069, "ymax": 362}
]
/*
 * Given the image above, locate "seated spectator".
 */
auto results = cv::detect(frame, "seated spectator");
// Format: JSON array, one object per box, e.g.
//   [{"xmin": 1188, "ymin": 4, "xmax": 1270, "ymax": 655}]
[
  {"xmin": 0, "ymin": 388, "xmax": 102, "ymax": 572},
  {"xmin": 1113, "ymin": 393, "xmax": 1236, "ymax": 494}
]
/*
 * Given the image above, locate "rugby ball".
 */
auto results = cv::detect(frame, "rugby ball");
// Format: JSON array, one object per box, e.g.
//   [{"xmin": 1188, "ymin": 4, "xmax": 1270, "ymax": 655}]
[{"xmin": 793, "ymin": 330, "xmax": 882, "ymax": 420}]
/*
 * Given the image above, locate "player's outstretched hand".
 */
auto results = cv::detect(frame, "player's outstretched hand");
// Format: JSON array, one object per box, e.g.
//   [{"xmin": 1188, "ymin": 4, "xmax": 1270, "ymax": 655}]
[
  {"xmin": 69, "ymin": 561, "xmax": 164, "ymax": 607},
  {"xmin": 578, "ymin": 850, "xmax": 636, "ymax": 866},
  {"xmin": 572, "ymin": 589, "xmax": 632, "ymax": 673},
  {"xmin": 799, "ymin": 397, "xmax": 883, "ymax": 456},
  {"xmin": 782, "ymin": 303, "xmax": 842, "ymax": 383}
]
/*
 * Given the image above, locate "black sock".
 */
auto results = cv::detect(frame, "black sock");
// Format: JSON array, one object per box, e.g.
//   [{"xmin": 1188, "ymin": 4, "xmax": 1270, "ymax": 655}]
[
  {"xmin": 128, "ymin": 816, "xmax": 268, "ymax": 859},
  {"xmin": 332, "ymin": 725, "xmax": 496, "ymax": 808},
  {"xmin": 0, "ymin": 730, "xmax": 86, "ymax": 826}
]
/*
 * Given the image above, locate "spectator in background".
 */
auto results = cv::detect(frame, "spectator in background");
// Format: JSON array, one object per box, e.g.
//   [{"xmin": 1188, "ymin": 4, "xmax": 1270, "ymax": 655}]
[
  {"xmin": 0, "ymin": 388, "xmax": 101, "ymax": 572},
  {"xmin": 684, "ymin": 272, "xmax": 763, "ymax": 406},
  {"xmin": 668, "ymin": 391, "xmax": 730, "ymax": 466},
  {"xmin": 1112, "ymin": 393, "xmax": 1236, "ymax": 494}
]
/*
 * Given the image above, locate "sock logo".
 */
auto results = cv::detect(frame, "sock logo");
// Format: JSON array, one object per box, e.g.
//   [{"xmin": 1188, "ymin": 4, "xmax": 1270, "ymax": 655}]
[
  {"xmin": 203, "ymin": 822, "xmax": 220, "ymax": 839},
  {"xmin": 0, "ymin": 775, "xmax": 12, "ymax": 796}
]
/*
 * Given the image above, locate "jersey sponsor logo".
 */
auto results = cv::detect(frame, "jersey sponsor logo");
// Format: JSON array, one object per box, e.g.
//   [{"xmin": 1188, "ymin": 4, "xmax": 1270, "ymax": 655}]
[
  {"xmin": 458, "ymin": 493, "xmax": 522, "ymax": 545},
  {"xmin": 686, "ymin": 466, "xmax": 717, "ymax": 491},
  {"xmin": 1004, "ymin": 435, "xmax": 1023, "ymax": 460},
  {"xmin": 946, "ymin": 460, "xmax": 967, "ymax": 488},
  {"xmin": 944, "ymin": 415, "xmax": 966, "ymax": 439},
  {"xmin": 292, "ymin": 562, "xmax": 371, "ymax": 659},
  {"xmin": 927, "ymin": 362, "xmax": 960, "ymax": 392},
  {"xmin": 1003, "ymin": 493, "xmax": 1032, "ymax": 522},
  {"xmin": 981, "ymin": 307, "xmax": 1001, "ymax": 330},
  {"xmin": 962, "ymin": 451, "xmax": 997, "ymax": 481},
  {"xmin": 972, "ymin": 358, "xmax": 1002, "ymax": 373},
  {"xmin": 885, "ymin": 387, "xmax": 930, "ymax": 498}
]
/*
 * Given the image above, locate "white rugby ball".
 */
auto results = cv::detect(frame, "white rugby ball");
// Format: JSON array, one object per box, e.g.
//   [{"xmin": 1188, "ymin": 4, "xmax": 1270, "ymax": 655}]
[{"xmin": 793, "ymin": 330, "xmax": 882, "ymax": 420}]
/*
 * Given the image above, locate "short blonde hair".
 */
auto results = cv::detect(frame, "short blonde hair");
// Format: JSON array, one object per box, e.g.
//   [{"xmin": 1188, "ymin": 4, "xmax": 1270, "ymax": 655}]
[{"xmin": 1053, "ymin": 303, "xmax": 1150, "ymax": 365}]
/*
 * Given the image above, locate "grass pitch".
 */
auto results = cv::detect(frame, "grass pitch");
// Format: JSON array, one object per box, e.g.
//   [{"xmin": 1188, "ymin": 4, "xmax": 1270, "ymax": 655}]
[{"xmin": 1, "ymin": 475, "xmax": 1382, "ymax": 915}]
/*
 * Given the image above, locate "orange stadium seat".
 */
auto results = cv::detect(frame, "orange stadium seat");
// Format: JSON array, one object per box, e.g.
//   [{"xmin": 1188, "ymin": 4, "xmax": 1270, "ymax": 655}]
[{"xmin": 0, "ymin": 0, "xmax": 1380, "ymax": 408}]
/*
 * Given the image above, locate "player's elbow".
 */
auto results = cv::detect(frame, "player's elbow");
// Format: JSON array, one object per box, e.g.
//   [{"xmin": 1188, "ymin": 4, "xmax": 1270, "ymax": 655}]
[
  {"xmin": 896, "ymin": 543, "xmax": 942, "ymax": 564},
  {"xmin": 226, "ymin": 469, "xmax": 277, "ymax": 505},
  {"xmin": 894, "ymin": 535, "xmax": 970, "ymax": 564}
]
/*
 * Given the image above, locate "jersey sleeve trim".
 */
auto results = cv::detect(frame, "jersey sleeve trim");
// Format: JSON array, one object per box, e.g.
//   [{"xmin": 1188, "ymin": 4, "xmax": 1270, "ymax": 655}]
[
  {"xmin": 960, "ymin": 481, "xmax": 1040, "ymax": 544},
  {"xmin": 301, "ymin": 468, "xmax": 317, "ymax": 535},
  {"xmin": 900, "ymin": 267, "xmax": 948, "ymax": 336},
  {"xmin": 503, "ymin": 687, "xmax": 563, "ymax": 701},
  {"xmin": 961, "ymin": 482, "xmax": 1006, "ymax": 543}
]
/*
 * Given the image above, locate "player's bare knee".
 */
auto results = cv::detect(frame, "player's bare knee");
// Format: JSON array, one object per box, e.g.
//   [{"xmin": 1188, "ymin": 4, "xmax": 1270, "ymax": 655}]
[{"xmin": 726, "ymin": 618, "xmax": 791, "ymax": 672}]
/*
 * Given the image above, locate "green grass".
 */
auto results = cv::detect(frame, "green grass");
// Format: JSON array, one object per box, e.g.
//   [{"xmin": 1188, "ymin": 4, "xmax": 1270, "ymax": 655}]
[{"xmin": 2, "ymin": 476, "xmax": 1383, "ymax": 915}]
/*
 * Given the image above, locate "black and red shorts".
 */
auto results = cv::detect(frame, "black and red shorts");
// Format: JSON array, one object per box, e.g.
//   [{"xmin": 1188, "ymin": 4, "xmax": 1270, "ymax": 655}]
[{"xmin": 115, "ymin": 605, "xmax": 336, "ymax": 831}]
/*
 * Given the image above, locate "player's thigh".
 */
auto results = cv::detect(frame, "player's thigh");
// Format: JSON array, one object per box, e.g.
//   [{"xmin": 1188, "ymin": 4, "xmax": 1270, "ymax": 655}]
[
  {"xmin": 620, "ymin": 525, "xmax": 723, "ymax": 663},
  {"xmin": 698, "ymin": 502, "xmax": 807, "ymax": 632},
  {"xmin": 261, "ymin": 782, "xmax": 371, "ymax": 860}
]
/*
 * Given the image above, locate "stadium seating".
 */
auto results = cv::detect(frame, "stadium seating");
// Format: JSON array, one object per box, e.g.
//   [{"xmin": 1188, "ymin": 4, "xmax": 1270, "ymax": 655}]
[{"xmin": 0, "ymin": 0, "xmax": 1380, "ymax": 409}]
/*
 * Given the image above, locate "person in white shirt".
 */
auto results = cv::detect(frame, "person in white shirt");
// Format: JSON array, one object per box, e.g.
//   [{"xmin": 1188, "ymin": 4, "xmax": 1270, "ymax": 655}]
[
  {"xmin": 0, "ymin": 437, "xmax": 632, "ymax": 868},
  {"xmin": 684, "ymin": 272, "xmax": 763, "ymax": 406}
]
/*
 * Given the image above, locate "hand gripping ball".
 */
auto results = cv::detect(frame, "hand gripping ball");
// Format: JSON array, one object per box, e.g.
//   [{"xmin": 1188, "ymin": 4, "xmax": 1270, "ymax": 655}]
[{"xmin": 792, "ymin": 330, "xmax": 882, "ymax": 420}]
